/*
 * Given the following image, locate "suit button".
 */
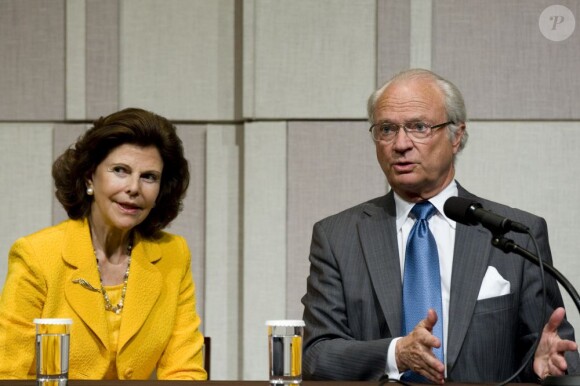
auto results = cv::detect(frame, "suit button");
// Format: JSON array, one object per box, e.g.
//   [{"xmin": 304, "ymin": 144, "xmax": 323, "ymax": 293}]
[{"xmin": 124, "ymin": 368, "xmax": 134, "ymax": 379}]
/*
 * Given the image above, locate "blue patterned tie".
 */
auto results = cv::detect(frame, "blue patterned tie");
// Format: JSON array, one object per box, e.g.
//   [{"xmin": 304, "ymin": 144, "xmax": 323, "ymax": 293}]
[{"xmin": 402, "ymin": 201, "xmax": 444, "ymax": 382}]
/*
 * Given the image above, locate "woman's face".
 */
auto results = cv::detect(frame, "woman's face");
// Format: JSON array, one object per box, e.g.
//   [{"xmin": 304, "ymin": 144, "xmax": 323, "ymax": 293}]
[{"xmin": 87, "ymin": 144, "xmax": 163, "ymax": 233}]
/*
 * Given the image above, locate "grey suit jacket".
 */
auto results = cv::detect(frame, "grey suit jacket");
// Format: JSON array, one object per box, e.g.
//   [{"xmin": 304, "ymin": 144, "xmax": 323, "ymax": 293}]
[{"xmin": 301, "ymin": 183, "xmax": 580, "ymax": 382}]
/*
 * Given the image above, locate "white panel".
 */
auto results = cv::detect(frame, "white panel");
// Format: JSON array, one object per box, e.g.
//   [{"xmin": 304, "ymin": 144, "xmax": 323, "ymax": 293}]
[
  {"xmin": 66, "ymin": 0, "xmax": 86, "ymax": 119},
  {"xmin": 410, "ymin": 0, "xmax": 432, "ymax": 69},
  {"xmin": 119, "ymin": 0, "xmax": 235, "ymax": 120},
  {"xmin": 0, "ymin": 124, "xmax": 53, "ymax": 292},
  {"xmin": 243, "ymin": 122, "xmax": 287, "ymax": 380},
  {"xmin": 249, "ymin": 0, "xmax": 376, "ymax": 119},
  {"xmin": 205, "ymin": 125, "xmax": 240, "ymax": 380},
  {"xmin": 455, "ymin": 121, "xmax": 580, "ymax": 331}
]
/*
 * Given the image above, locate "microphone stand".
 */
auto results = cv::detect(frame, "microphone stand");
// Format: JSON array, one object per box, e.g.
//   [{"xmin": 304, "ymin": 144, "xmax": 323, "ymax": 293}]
[{"xmin": 492, "ymin": 235, "xmax": 580, "ymax": 386}]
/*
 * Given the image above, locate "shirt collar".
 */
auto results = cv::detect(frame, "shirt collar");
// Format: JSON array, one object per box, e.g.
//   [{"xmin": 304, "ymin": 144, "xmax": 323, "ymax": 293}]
[{"xmin": 394, "ymin": 180, "xmax": 458, "ymax": 230}]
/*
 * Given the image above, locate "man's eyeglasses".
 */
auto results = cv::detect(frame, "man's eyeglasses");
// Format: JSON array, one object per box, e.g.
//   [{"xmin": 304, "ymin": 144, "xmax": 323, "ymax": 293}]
[{"xmin": 369, "ymin": 120, "xmax": 455, "ymax": 143}]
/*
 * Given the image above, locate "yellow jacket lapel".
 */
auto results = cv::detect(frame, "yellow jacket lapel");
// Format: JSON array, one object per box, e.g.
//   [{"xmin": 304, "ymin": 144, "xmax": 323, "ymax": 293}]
[
  {"xmin": 117, "ymin": 237, "xmax": 162, "ymax": 351},
  {"xmin": 62, "ymin": 219, "xmax": 110, "ymax": 350}
]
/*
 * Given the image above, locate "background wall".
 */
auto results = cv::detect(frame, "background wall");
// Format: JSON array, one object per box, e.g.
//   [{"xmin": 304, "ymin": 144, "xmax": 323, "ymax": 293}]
[{"xmin": 0, "ymin": 0, "xmax": 578, "ymax": 380}]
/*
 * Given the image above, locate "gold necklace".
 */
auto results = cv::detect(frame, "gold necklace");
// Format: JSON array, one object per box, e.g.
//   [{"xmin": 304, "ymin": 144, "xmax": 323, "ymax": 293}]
[{"xmin": 95, "ymin": 241, "xmax": 132, "ymax": 314}]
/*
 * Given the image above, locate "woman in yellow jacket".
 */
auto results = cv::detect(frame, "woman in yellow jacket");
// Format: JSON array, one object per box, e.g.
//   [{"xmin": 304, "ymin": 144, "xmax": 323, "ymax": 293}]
[{"xmin": 0, "ymin": 108, "xmax": 207, "ymax": 380}]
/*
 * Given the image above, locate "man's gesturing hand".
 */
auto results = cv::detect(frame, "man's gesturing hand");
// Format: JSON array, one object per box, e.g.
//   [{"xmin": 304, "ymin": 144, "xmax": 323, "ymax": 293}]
[
  {"xmin": 396, "ymin": 309, "xmax": 445, "ymax": 384},
  {"xmin": 534, "ymin": 307, "xmax": 578, "ymax": 380}
]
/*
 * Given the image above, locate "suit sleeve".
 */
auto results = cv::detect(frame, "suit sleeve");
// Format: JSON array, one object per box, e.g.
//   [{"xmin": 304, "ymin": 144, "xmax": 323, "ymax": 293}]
[
  {"xmin": 518, "ymin": 216, "xmax": 580, "ymax": 380},
  {"xmin": 302, "ymin": 221, "xmax": 392, "ymax": 380},
  {"xmin": 0, "ymin": 237, "xmax": 46, "ymax": 378},
  {"xmin": 155, "ymin": 237, "xmax": 207, "ymax": 380}
]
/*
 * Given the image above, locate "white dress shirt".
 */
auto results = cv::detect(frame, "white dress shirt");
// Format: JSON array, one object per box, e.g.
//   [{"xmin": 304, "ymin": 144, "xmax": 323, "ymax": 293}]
[{"xmin": 386, "ymin": 180, "xmax": 458, "ymax": 378}]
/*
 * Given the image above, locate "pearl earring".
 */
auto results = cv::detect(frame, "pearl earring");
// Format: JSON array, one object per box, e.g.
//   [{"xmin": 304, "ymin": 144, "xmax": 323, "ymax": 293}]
[{"xmin": 86, "ymin": 187, "xmax": 94, "ymax": 196}]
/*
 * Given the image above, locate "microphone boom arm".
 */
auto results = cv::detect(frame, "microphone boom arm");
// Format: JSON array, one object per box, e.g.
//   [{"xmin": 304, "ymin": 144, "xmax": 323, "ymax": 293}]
[{"xmin": 492, "ymin": 235, "xmax": 580, "ymax": 322}]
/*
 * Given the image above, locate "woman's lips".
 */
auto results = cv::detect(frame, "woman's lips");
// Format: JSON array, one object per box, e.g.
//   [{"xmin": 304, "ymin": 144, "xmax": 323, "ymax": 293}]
[{"xmin": 117, "ymin": 202, "xmax": 141, "ymax": 214}]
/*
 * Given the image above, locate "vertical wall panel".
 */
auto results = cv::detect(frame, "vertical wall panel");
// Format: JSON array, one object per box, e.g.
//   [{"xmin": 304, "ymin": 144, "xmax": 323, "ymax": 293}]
[
  {"xmin": 377, "ymin": 0, "xmax": 412, "ymax": 87},
  {"xmin": 0, "ymin": 0, "xmax": 65, "ymax": 120},
  {"xmin": 205, "ymin": 125, "xmax": 241, "ymax": 380},
  {"xmin": 66, "ymin": 0, "xmax": 86, "ymax": 120},
  {"xmin": 377, "ymin": 0, "xmax": 434, "ymax": 85},
  {"xmin": 243, "ymin": 122, "xmax": 287, "ymax": 380},
  {"xmin": 86, "ymin": 0, "xmax": 120, "ymax": 119},
  {"xmin": 410, "ymin": 0, "xmax": 432, "ymax": 69},
  {"xmin": 455, "ymin": 122, "xmax": 580, "ymax": 331},
  {"xmin": 287, "ymin": 122, "xmax": 388, "ymax": 319},
  {"xmin": 246, "ymin": 0, "xmax": 376, "ymax": 119},
  {"xmin": 119, "ymin": 0, "xmax": 236, "ymax": 120},
  {"xmin": 242, "ymin": 0, "xmax": 257, "ymax": 120},
  {"xmin": 432, "ymin": 0, "xmax": 580, "ymax": 119},
  {"xmin": 0, "ymin": 124, "xmax": 54, "ymax": 291}
]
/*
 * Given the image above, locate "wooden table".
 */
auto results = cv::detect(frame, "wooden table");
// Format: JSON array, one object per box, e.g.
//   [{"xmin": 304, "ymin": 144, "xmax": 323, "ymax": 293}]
[{"xmin": 0, "ymin": 382, "xmax": 541, "ymax": 386}]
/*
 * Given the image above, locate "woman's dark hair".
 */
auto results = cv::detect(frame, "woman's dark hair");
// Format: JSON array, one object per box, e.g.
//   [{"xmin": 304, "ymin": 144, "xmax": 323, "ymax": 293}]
[{"xmin": 53, "ymin": 107, "xmax": 190, "ymax": 238}]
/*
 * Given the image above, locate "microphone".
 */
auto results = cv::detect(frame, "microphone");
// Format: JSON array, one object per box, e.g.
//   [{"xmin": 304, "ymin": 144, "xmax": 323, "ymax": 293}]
[{"xmin": 443, "ymin": 196, "xmax": 529, "ymax": 234}]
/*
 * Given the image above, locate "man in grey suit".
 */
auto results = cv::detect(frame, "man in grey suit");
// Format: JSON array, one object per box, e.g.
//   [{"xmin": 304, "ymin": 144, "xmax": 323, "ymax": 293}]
[{"xmin": 301, "ymin": 68, "xmax": 579, "ymax": 383}]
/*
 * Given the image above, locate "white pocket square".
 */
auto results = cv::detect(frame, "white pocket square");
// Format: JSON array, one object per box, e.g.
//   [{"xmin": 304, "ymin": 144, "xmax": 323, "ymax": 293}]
[{"xmin": 477, "ymin": 266, "xmax": 511, "ymax": 300}]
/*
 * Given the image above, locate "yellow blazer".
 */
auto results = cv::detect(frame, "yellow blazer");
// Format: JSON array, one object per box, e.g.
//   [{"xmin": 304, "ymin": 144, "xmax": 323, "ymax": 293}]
[{"xmin": 0, "ymin": 218, "xmax": 206, "ymax": 380}]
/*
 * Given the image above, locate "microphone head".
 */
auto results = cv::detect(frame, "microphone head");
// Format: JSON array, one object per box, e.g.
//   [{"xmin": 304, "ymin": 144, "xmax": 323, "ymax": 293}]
[{"xmin": 443, "ymin": 196, "xmax": 482, "ymax": 226}]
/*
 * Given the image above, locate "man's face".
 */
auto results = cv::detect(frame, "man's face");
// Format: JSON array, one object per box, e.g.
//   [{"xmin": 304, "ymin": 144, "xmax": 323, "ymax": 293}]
[{"xmin": 373, "ymin": 77, "xmax": 464, "ymax": 202}]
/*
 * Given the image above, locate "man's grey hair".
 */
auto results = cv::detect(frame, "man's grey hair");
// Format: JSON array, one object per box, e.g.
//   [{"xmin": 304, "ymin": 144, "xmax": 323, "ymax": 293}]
[{"xmin": 367, "ymin": 68, "xmax": 468, "ymax": 152}]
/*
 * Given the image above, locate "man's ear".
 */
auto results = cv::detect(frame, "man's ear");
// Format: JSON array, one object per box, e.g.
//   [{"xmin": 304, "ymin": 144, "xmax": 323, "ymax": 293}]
[{"xmin": 451, "ymin": 123, "xmax": 466, "ymax": 153}]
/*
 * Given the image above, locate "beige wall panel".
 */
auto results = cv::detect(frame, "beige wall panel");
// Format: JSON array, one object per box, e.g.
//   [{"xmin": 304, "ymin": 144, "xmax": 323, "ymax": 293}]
[
  {"xmin": 0, "ymin": 0, "xmax": 65, "ymax": 120},
  {"xmin": 455, "ymin": 121, "xmax": 580, "ymax": 331},
  {"xmin": 119, "ymin": 0, "xmax": 236, "ymax": 121},
  {"xmin": 86, "ymin": 0, "xmax": 120, "ymax": 119},
  {"xmin": 0, "ymin": 124, "xmax": 53, "ymax": 292},
  {"xmin": 247, "ymin": 0, "xmax": 376, "ymax": 119},
  {"xmin": 205, "ymin": 125, "xmax": 241, "ymax": 380},
  {"xmin": 286, "ymin": 122, "xmax": 389, "ymax": 319},
  {"xmin": 66, "ymin": 0, "xmax": 86, "ymax": 120},
  {"xmin": 377, "ymin": 0, "xmax": 435, "ymax": 85},
  {"xmin": 377, "ymin": 0, "xmax": 411, "ymax": 86},
  {"xmin": 243, "ymin": 122, "xmax": 287, "ymax": 380},
  {"xmin": 410, "ymin": 0, "xmax": 432, "ymax": 69},
  {"xmin": 432, "ymin": 0, "xmax": 580, "ymax": 119},
  {"xmin": 242, "ymin": 0, "xmax": 256, "ymax": 120}
]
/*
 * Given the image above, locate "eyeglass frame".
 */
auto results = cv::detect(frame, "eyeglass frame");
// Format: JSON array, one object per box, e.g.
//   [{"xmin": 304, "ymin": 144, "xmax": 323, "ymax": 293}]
[{"xmin": 369, "ymin": 120, "xmax": 455, "ymax": 143}]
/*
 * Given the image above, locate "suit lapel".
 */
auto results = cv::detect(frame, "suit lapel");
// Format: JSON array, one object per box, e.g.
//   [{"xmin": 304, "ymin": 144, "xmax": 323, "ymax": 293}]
[
  {"xmin": 356, "ymin": 185, "xmax": 498, "ymax": 369},
  {"xmin": 117, "ymin": 236, "xmax": 162, "ymax": 351},
  {"xmin": 358, "ymin": 193, "xmax": 403, "ymax": 336},
  {"xmin": 446, "ymin": 187, "xmax": 493, "ymax": 371},
  {"xmin": 63, "ymin": 219, "xmax": 110, "ymax": 350}
]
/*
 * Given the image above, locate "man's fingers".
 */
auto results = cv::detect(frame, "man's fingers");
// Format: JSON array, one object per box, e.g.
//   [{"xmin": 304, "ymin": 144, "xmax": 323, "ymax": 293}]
[
  {"xmin": 552, "ymin": 354, "xmax": 569, "ymax": 373},
  {"xmin": 533, "ymin": 308, "xmax": 576, "ymax": 380},
  {"xmin": 405, "ymin": 351, "xmax": 444, "ymax": 384},
  {"xmin": 417, "ymin": 355, "xmax": 445, "ymax": 384},
  {"xmin": 545, "ymin": 307, "xmax": 566, "ymax": 333},
  {"xmin": 555, "ymin": 338, "xmax": 578, "ymax": 353},
  {"xmin": 419, "ymin": 309, "xmax": 439, "ymax": 330}
]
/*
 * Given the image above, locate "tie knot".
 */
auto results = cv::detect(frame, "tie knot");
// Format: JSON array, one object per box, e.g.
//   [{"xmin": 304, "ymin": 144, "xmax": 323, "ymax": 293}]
[{"xmin": 411, "ymin": 201, "xmax": 437, "ymax": 221}]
